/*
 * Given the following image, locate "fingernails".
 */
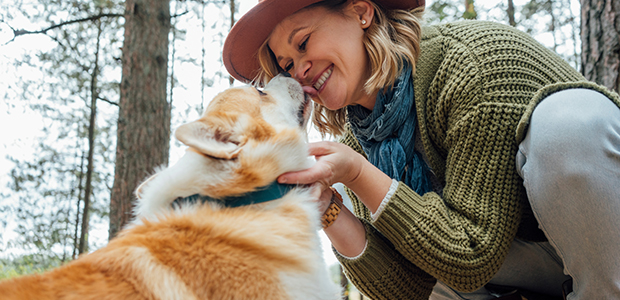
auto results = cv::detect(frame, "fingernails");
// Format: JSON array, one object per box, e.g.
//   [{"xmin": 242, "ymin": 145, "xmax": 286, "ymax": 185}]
[{"xmin": 278, "ymin": 177, "xmax": 287, "ymax": 183}]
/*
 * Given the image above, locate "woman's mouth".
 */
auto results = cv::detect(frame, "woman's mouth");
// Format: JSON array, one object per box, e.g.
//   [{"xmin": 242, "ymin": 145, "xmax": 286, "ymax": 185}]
[{"xmin": 313, "ymin": 66, "xmax": 333, "ymax": 92}]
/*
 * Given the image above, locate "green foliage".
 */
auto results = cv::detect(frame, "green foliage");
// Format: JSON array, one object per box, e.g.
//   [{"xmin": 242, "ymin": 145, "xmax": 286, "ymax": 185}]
[
  {"xmin": 0, "ymin": 254, "xmax": 62, "ymax": 279},
  {"xmin": 425, "ymin": 0, "xmax": 477, "ymax": 22}
]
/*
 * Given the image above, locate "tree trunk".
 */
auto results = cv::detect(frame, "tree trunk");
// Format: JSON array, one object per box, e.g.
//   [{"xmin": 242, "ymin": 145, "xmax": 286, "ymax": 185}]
[
  {"xmin": 229, "ymin": 0, "xmax": 236, "ymax": 86},
  {"xmin": 581, "ymin": 0, "xmax": 620, "ymax": 92},
  {"xmin": 72, "ymin": 151, "xmax": 85, "ymax": 260},
  {"xmin": 545, "ymin": 0, "xmax": 559, "ymax": 52},
  {"xmin": 109, "ymin": 0, "xmax": 171, "ymax": 239},
  {"xmin": 78, "ymin": 18, "xmax": 103, "ymax": 254},
  {"xmin": 507, "ymin": 0, "xmax": 516, "ymax": 26}
]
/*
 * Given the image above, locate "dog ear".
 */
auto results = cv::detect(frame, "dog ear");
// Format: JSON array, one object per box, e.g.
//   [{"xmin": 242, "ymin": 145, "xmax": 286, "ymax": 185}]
[
  {"xmin": 135, "ymin": 173, "xmax": 158, "ymax": 200},
  {"xmin": 175, "ymin": 121, "xmax": 242, "ymax": 159}
]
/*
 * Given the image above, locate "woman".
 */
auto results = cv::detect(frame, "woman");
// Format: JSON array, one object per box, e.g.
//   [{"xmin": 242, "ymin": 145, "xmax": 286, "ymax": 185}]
[{"xmin": 222, "ymin": 0, "xmax": 620, "ymax": 299}]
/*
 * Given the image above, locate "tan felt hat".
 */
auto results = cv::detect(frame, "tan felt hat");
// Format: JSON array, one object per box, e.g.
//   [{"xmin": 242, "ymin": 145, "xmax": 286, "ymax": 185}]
[{"xmin": 223, "ymin": 0, "xmax": 425, "ymax": 83}]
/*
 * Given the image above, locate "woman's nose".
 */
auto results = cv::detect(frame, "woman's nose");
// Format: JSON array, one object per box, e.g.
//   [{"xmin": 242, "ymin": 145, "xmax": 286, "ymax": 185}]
[{"xmin": 293, "ymin": 60, "xmax": 311, "ymax": 81}]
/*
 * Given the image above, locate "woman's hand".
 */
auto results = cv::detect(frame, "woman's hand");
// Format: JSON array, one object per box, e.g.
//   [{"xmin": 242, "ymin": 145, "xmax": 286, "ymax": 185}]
[
  {"xmin": 278, "ymin": 141, "xmax": 363, "ymax": 187},
  {"xmin": 308, "ymin": 182, "xmax": 336, "ymax": 216},
  {"xmin": 287, "ymin": 141, "xmax": 391, "ymax": 258},
  {"xmin": 280, "ymin": 141, "xmax": 392, "ymax": 214},
  {"xmin": 287, "ymin": 141, "xmax": 362, "ymax": 220}
]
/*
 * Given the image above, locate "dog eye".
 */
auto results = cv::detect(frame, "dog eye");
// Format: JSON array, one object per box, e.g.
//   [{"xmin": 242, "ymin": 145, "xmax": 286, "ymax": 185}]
[{"xmin": 255, "ymin": 87, "xmax": 267, "ymax": 96}]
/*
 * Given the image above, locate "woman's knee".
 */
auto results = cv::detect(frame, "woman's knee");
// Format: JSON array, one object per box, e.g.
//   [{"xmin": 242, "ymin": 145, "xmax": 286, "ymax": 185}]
[{"xmin": 526, "ymin": 88, "xmax": 620, "ymax": 167}]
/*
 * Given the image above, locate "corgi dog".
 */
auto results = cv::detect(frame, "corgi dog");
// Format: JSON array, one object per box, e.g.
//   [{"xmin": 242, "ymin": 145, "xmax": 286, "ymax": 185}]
[{"xmin": 0, "ymin": 74, "xmax": 342, "ymax": 300}]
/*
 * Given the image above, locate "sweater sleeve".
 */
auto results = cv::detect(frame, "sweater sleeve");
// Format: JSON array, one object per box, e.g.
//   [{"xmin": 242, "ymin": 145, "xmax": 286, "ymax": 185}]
[
  {"xmin": 334, "ymin": 128, "xmax": 437, "ymax": 299},
  {"xmin": 341, "ymin": 107, "xmax": 524, "ymax": 293},
  {"xmin": 335, "ymin": 219, "xmax": 436, "ymax": 300}
]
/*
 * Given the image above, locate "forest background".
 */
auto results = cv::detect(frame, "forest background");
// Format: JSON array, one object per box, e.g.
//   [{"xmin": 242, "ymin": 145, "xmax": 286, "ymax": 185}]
[{"xmin": 0, "ymin": 0, "xmax": 617, "ymax": 288}]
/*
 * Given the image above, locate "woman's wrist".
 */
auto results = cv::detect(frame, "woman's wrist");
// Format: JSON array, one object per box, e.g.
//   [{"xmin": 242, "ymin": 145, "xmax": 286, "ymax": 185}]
[
  {"xmin": 321, "ymin": 188, "xmax": 343, "ymax": 229},
  {"xmin": 324, "ymin": 204, "xmax": 367, "ymax": 258},
  {"xmin": 344, "ymin": 158, "xmax": 393, "ymax": 214}
]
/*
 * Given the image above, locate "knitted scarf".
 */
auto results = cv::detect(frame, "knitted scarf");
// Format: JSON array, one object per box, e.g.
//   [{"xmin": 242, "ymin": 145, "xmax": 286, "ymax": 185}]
[{"xmin": 347, "ymin": 64, "xmax": 432, "ymax": 195}]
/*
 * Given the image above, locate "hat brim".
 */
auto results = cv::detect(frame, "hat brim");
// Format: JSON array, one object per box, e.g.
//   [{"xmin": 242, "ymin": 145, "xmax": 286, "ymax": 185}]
[{"xmin": 223, "ymin": 0, "xmax": 425, "ymax": 83}]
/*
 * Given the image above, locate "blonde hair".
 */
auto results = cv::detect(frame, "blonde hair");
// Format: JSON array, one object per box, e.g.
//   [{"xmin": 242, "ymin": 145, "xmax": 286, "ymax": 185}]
[{"xmin": 256, "ymin": 0, "xmax": 423, "ymax": 137}]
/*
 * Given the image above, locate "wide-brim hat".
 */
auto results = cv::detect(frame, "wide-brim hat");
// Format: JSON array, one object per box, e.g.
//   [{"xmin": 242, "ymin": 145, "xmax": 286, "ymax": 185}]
[{"xmin": 223, "ymin": 0, "xmax": 425, "ymax": 83}]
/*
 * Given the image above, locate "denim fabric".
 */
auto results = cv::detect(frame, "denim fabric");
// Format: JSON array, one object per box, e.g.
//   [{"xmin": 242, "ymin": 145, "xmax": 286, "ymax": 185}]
[{"xmin": 431, "ymin": 88, "xmax": 620, "ymax": 299}]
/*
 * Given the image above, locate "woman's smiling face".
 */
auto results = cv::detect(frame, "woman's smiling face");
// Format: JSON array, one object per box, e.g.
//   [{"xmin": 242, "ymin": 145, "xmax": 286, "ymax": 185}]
[{"xmin": 267, "ymin": 2, "xmax": 377, "ymax": 110}]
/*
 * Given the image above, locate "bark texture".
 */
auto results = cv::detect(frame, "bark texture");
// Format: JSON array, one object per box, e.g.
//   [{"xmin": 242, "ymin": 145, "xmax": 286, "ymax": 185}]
[
  {"xmin": 581, "ymin": 0, "xmax": 620, "ymax": 92},
  {"xmin": 110, "ymin": 0, "xmax": 170, "ymax": 239}
]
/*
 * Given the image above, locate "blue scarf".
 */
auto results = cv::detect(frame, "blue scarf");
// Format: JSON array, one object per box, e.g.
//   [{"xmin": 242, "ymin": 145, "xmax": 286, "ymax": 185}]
[{"xmin": 347, "ymin": 64, "xmax": 432, "ymax": 195}]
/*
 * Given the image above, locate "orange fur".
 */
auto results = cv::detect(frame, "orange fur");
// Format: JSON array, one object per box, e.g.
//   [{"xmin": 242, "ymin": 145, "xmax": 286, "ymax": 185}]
[{"xmin": 0, "ymin": 75, "xmax": 340, "ymax": 300}]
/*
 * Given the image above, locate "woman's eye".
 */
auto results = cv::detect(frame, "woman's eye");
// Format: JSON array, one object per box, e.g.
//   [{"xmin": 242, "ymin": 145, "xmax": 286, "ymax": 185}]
[
  {"xmin": 280, "ymin": 35, "xmax": 308, "ymax": 72},
  {"xmin": 284, "ymin": 61, "xmax": 293, "ymax": 72},
  {"xmin": 299, "ymin": 36, "xmax": 309, "ymax": 51}
]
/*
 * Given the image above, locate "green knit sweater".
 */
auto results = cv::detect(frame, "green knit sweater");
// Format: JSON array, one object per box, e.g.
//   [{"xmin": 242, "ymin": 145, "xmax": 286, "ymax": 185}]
[{"xmin": 336, "ymin": 20, "xmax": 620, "ymax": 299}]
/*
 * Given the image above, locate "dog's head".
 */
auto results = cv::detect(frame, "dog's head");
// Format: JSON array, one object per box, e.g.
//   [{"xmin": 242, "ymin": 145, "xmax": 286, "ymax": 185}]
[{"xmin": 173, "ymin": 74, "xmax": 313, "ymax": 197}]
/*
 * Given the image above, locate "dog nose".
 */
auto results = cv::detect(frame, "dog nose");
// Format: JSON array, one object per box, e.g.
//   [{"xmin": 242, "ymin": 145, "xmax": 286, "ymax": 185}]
[{"xmin": 280, "ymin": 72, "xmax": 291, "ymax": 78}]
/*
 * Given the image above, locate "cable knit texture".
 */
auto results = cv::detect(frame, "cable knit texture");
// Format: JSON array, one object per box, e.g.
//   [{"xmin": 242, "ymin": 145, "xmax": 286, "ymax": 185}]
[{"xmin": 335, "ymin": 20, "xmax": 620, "ymax": 299}]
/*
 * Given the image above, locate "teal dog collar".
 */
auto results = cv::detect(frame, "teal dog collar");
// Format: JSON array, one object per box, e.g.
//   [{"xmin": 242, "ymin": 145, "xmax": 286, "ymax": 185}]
[{"xmin": 172, "ymin": 181, "xmax": 297, "ymax": 208}]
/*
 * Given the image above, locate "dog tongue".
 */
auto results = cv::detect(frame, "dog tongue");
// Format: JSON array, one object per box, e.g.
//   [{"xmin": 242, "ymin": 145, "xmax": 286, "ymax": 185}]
[{"xmin": 302, "ymin": 85, "xmax": 317, "ymax": 97}]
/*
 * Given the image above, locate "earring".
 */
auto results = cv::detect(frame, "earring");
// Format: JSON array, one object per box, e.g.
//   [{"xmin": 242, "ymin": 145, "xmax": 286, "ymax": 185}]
[{"xmin": 361, "ymin": 20, "xmax": 367, "ymax": 25}]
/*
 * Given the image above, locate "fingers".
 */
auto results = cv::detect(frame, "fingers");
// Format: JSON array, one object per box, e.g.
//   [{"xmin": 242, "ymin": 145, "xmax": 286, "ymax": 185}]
[
  {"xmin": 278, "ymin": 140, "xmax": 356, "ymax": 186},
  {"xmin": 309, "ymin": 182, "xmax": 334, "ymax": 214},
  {"xmin": 308, "ymin": 183, "xmax": 322, "ymax": 199},
  {"xmin": 307, "ymin": 141, "xmax": 335, "ymax": 157},
  {"xmin": 278, "ymin": 162, "xmax": 333, "ymax": 185}
]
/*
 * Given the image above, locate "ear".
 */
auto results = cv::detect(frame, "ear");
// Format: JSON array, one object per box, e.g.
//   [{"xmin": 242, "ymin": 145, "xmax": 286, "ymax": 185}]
[
  {"xmin": 135, "ymin": 173, "xmax": 157, "ymax": 200},
  {"xmin": 175, "ymin": 121, "xmax": 243, "ymax": 159},
  {"xmin": 351, "ymin": 0, "xmax": 374, "ymax": 29}
]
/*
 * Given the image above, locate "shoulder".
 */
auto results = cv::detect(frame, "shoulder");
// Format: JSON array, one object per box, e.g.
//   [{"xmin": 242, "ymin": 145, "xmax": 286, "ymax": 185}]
[
  {"xmin": 417, "ymin": 20, "xmax": 538, "ymax": 68},
  {"xmin": 421, "ymin": 20, "xmax": 537, "ymax": 45},
  {"xmin": 418, "ymin": 19, "xmax": 575, "ymax": 76}
]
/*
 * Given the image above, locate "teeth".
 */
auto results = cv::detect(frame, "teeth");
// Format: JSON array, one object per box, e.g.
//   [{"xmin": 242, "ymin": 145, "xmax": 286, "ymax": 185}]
[{"xmin": 313, "ymin": 67, "xmax": 332, "ymax": 90}]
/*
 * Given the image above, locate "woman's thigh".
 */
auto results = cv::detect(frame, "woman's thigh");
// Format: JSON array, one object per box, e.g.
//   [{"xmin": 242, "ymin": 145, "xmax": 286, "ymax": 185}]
[{"xmin": 516, "ymin": 88, "xmax": 620, "ymax": 299}]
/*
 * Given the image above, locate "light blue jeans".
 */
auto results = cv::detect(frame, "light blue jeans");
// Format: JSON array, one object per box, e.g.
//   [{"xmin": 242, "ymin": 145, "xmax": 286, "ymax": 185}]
[{"xmin": 431, "ymin": 89, "xmax": 620, "ymax": 299}]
